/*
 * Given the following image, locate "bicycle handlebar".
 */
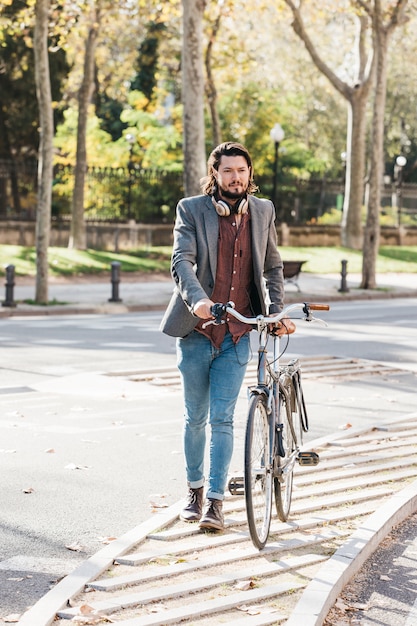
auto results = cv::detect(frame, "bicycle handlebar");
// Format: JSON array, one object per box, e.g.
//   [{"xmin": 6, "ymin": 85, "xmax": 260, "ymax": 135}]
[{"xmin": 202, "ymin": 301, "xmax": 330, "ymax": 329}]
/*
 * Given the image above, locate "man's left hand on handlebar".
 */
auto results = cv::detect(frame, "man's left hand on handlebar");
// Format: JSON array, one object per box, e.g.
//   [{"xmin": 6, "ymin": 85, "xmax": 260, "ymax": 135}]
[{"xmin": 269, "ymin": 316, "xmax": 296, "ymax": 336}]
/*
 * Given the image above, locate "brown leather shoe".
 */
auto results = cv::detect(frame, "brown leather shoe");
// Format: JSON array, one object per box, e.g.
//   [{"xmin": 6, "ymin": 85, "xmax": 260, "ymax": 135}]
[
  {"xmin": 180, "ymin": 485, "xmax": 204, "ymax": 522},
  {"xmin": 199, "ymin": 498, "xmax": 224, "ymax": 531}
]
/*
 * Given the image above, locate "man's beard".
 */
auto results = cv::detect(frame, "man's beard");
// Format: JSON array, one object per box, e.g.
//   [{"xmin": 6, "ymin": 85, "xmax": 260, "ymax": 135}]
[{"xmin": 219, "ymin": 186, "xmax": 247, "ymax": 201}]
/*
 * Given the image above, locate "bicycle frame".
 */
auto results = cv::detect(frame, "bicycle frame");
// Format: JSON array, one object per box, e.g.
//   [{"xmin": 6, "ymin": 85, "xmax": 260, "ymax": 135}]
[{"xmin": 205, "ymin": 300, "xmax": 329, "ymax": 547}]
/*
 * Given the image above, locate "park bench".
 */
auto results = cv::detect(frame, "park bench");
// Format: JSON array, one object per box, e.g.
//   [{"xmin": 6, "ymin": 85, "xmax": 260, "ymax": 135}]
[{"xmin": 283, "ymin": 260, "xmax": 306, "ymax": 292}]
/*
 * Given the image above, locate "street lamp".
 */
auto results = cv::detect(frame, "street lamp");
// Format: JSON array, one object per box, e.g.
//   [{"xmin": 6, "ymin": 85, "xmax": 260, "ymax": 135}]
[
  {"xmin": 126, "ymin": 133, "xmax": 135, "ymax": 220},
  {"xmin": 270, "ymin": 123, "xmax": 285, "ymax": 220},
  {"xmin": 394, "ymin": 155, "xmax": 407, "ymax": 228}
]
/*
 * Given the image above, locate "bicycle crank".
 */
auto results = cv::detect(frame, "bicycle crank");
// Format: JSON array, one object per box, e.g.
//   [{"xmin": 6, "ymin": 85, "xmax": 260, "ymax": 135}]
[{"xmin": 297, "ymin": 451, "xmax": 320, "ymax": 466}]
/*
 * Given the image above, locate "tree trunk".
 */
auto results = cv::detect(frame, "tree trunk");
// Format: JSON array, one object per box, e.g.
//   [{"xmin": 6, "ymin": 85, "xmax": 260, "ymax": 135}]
[
  {"xmin": 341, "ymin": 91, "xmax": 368, "ymax": 249},
  {"xmin": 34, "ymin": 0, "xmax": 54, "ymax": 304},
  {"xmin": 68, "ymin": 1, "xmax": 100, "ymax": 250},
  {"xmin": 182, "ymin": 0, "xmax": 207, "ymax": 197},
  {"xmin": 205, "ymin": 12, "xmax": 222, "ymax": 148},
  {"xmin": 360, "ymin": 0, "xmax": 409, "ymax": 288},
  {"xmin": 361, "ymin": 32, "xmax": 388, "ymax": 288}
]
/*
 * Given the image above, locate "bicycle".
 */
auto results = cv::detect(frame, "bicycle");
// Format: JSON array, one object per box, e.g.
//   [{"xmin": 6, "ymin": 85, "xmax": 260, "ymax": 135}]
[{"xmin": 203, "ymin": 301, "xmax": 329, "ymax": 549}]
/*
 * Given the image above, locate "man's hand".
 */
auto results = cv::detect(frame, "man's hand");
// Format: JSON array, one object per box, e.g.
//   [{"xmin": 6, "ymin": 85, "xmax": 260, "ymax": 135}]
[
  {"xmin": 193, "ymin": 298, "xmax": 215, "ymax": 319},
  {"xmin": 269, "ymin": 316, "xmax": 296, "ymax": 336}
]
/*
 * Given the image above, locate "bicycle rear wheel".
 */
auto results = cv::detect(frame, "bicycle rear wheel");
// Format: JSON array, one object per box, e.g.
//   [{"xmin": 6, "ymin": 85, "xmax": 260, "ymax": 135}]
[
  {"xmin": 274, "ymin": 380, "xmax": 300, "ymax": 522},
  {"xmin": 244, "ymin": 393, "xmax": 273, "ymax": 549}
]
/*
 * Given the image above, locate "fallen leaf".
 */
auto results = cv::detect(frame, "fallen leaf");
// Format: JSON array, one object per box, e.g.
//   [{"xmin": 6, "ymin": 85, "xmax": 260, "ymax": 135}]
[
  {"xmin": 7, "ymin": 577, "xmax": 24, "ymax": 582},
  {"xmin": 339, "ymin": 423, "xmax": 352, "ymax": 430},
  {"xmin": 65, "ymin": 463, "xmax": 90, "ymax": 470},
  {"xmin": 66, "ymin": 543, "xmax": 85, "ymax": 552},
  {"xmin": 149, "ymin": 493, "xmax": 169, "ymax": 509},
  {"xmin": 234, "ymin": 579, "xmax": 256, "ymax": 591},
  {"xmin": 335, "ymin": 599, "xmax": 349, "ymax": 611},
  {"xmin": 97, "ymin": 536, "xmax": 117, "ymax": 544},
  {"xmin": 44, "ymin": 448, "xmax": 55, "ymax": 453},
  {"xmin": 22, "ymin": 487, "xmax": 35, "ymax": 494},
  {"xmin": 380, "ymin": 574, "xmax": 391, "ymax": 581},
  {"xmin": 4, "ymin": 614, "xmax": 21, "ymax": 623},
  {"xmin": 149, "ymin": 500, "xmax": 169, "ymax": 509},
  {"xmin": 348, "ymin": 602, "xmax": 369, "ymax": 611}
]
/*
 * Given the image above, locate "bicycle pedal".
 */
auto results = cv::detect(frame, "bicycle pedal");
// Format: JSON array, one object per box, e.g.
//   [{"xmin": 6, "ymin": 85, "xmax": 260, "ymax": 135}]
[
  {"xmin": 297, "ymin": 451, "xmax": 320, "ymax": 466},
  {"xmin": 228, "ymin": 476, "xmax": 244, "ymax": 496}
]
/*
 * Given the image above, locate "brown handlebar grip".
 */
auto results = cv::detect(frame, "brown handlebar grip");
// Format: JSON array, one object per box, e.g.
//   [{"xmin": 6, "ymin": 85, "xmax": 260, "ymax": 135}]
[{"xmin": 308, "ymin": 303, "xmax": 330, "ymax": 311}]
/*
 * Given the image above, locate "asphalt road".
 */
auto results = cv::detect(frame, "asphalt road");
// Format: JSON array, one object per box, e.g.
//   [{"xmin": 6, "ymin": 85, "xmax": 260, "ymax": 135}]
[{"xmin": 0, "ymin": 298, "xmax": 416, "ymax": 619}]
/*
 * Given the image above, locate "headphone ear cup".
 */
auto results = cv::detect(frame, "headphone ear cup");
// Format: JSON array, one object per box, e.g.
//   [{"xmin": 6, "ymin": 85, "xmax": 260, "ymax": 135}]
[
  {"xmin": 236, "ymin": 198, "xmax": 248, "ymax": 214},
  {"xmin": 211, "ymin": 196, "xmax": 230, "ymax": 216}
]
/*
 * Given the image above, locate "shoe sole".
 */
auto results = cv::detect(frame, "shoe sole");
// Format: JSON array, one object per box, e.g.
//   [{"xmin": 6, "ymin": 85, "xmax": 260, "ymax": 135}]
[
  {"xmin": 199, "ymin": 521, "xmax": 224, "ymax": 531},
  {"xmin": 180, "ymin": 515, "xmax": 201, "ymax": 523}
]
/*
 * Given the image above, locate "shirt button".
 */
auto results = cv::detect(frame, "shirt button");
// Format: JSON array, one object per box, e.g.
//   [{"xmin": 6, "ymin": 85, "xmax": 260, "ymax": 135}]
[{"xmin": 231, "ymin": 287, "xmax": 235, "ymax": 291}]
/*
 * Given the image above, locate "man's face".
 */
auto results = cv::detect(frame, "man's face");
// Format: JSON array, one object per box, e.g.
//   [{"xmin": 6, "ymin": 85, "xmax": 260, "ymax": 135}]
[{"xmin": 214, "ymin": 155, "xmax": 251, "ymax": 202}]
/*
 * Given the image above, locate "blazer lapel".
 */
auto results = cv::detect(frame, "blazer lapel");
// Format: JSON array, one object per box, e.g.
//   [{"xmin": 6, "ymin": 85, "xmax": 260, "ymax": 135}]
[{"xmin": 203, "ymin": 197, "xmax": 219, "ymax": 280}]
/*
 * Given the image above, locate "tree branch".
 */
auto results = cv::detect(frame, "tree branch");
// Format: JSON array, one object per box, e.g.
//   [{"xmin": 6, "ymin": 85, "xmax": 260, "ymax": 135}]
[{"xmin": 284, "ymin": 0, "xmax": 352, "ymax": 99}]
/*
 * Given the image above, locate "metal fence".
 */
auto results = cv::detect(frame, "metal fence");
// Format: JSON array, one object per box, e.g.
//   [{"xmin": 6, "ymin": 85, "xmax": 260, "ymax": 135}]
[{"xmin": 1, "ymin": 159, "xmax": 417, "ymax": 226}]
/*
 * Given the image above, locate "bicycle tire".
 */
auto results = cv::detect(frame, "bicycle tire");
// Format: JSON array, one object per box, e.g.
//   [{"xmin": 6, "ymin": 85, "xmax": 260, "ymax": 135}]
[
  {"xmin": 244, "ymin": 393, "xmax": 273, "ymax": 549},
  {"xmin": 274, "ymin": 381, "xmax": 299, "ymax": 522}
]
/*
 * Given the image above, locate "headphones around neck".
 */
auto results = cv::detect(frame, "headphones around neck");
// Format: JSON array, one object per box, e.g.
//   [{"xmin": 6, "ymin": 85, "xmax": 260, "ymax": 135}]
[{"xmin": 211, "ymin": 195, "xmax": 248, "ymax": 217}]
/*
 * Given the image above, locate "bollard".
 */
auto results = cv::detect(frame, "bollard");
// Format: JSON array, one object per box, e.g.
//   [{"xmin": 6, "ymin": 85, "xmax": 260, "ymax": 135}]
[
  {"xmin": 2, "ymin": 264, "xmax": 17, "ymax": 307},
  {"xmin": 338, "ymin": 259, "xmax": 349, "ymax": 293},
  {"xmin": 109, "ymin": 261, "xmax": 122, "ymax": 302}
]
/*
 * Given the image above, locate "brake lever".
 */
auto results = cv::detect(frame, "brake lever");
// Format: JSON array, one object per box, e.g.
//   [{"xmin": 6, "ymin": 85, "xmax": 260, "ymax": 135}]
[
  {"xmin": 306, "ymin": 316, "xmax": 328, "ymax": 327},
  {"xmin": 201, "ymin": 302, "xmax": 226, "ymax": 329}
]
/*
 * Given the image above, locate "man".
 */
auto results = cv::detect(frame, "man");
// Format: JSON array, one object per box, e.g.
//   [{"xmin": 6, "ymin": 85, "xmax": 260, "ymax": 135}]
[{"xmin": 160, "ymin": 141, "xmax": 285, "ymax": 531}]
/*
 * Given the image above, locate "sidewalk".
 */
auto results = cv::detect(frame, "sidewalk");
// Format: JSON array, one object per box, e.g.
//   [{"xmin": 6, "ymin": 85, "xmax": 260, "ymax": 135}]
[{"xmin": 1, "ymin": 271, "xmax": 416, "ymax": 316}]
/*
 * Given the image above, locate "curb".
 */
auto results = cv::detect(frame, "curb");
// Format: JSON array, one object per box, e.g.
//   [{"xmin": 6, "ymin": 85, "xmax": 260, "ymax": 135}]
[
  {"xmin": 285, "ymin": 478, "xmax": 417, "ymax": 626},
  {"xmin": 17, "ymin": 501, "xmax": 184, "ymax": 626}
]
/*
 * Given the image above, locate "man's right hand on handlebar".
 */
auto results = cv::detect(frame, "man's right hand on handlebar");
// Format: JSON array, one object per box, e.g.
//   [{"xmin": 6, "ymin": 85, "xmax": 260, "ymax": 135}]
[{"xmin": 193, "ymin": 298, "xmax": 215, "ymax": 320}]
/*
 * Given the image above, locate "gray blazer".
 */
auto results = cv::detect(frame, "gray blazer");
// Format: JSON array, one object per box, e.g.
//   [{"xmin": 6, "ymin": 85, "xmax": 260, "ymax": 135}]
[{"xmin": 160, "ymin": 194, "xmax": 284, "ymax": 338}]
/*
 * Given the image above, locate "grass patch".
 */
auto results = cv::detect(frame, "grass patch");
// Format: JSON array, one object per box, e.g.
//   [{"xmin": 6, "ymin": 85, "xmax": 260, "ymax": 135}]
[
  {"xmin": 21, "ymin": 298, "xmax": 69, "ymax": 306},
  {"xmin": 280, "ymin": 246, "xmax": 417, "ymax": 274},
  {"xmin": 0, "ymin": 245, "xmax": 172, "ymax": 277},
  {"xmin": 0, "ymin": 244, "xmax": 416, "ymax": 277}
]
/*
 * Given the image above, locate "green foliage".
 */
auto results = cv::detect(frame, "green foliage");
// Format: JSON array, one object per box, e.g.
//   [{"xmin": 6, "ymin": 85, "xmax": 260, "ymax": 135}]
[
  {"xmin": 120, "ymin": 91, "xmax": 183, "ymax": 171},
  {"xmin": 130, "ymin": 21, "xmax": 167, "ymax": 103},
  {"xmin": 0, "ymin": 0, "xmax": 69, "ymax": 160}
]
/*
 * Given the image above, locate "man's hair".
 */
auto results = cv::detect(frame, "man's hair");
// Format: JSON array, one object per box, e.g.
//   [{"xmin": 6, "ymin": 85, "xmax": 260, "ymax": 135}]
[{"xmin": 200, "ymin": 142, "xmax": 258, "ymax": 195}]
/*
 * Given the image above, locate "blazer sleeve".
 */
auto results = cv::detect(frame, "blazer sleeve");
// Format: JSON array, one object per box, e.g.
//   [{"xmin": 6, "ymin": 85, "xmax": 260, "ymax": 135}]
[{"xmin": 171, "ymin": 198, "xmax": 210, "ymax": 313}]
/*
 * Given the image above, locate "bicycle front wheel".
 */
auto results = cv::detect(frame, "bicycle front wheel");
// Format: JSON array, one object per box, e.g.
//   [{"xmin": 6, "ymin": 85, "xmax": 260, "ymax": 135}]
[
  {"xmin": 244, "ymin": 393, "xmax": 273, "ymax": 549},
  {"xmin": 274, "ymin": 384, "xmax": 298, "ymax": 522}
]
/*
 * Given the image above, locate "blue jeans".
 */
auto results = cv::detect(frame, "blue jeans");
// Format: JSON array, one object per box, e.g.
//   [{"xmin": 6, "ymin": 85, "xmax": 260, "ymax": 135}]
[{"xmin": 177, "ymin": 330, "xmax": 250, "ymax": 500}]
